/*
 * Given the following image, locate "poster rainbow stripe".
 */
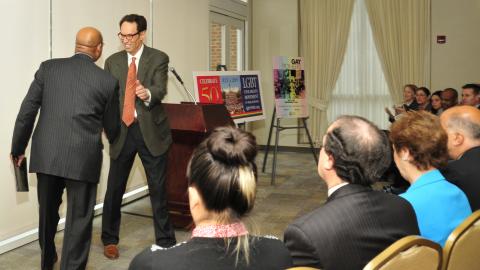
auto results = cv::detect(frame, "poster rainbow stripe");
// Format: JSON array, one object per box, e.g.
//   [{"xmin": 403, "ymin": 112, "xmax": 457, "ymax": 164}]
[{"xmin": 273, "ymin": 56, "xmax": 308, "ymax": 118}]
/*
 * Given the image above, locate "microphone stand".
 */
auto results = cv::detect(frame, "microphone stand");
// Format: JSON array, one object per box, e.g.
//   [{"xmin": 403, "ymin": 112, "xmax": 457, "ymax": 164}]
[
  {"xmin": 180, "ymin": 82, "xmax": 197, "ymax": 105},
  {"xmin": 169, "ymin": 67, "xmax": 197, "ymax": 105}
]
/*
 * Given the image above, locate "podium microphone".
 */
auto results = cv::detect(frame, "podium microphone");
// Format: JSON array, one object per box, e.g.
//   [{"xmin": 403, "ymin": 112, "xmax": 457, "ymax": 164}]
[{"xmin": 169, "ymin": 67, "xmax": 197, "ymax": 105}]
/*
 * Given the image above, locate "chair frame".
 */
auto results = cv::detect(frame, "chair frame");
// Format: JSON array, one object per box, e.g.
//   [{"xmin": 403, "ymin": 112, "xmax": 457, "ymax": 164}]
[
  {"xmin": 442, "ymin": 210, "xmax": 480, "ymax": 270},
  {"xmin": 363, "ymin": 235, "xmax": 442, "ymax": 270}
]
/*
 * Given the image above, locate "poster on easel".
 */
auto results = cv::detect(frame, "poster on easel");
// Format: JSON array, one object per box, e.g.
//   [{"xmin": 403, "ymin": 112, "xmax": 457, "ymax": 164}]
[
  {"xmin": 273, "ymin": 56, "xmax": 308, "ymax": 118},
  {"xmin": 193, "ymin": 71, "xmax": 265, "ymax": 124}
]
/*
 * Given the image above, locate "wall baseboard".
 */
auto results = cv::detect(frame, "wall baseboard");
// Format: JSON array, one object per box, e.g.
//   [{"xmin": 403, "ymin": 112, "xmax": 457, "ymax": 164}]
[{"xmin": 0, "ymin": 186, "xmax": 149, "ymax": 255}]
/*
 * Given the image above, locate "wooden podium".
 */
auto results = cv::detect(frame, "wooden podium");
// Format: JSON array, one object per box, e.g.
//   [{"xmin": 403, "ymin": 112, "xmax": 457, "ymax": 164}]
[{"xmin": 164, "ymin": 103, "xmax": 234, "ymax": 228}]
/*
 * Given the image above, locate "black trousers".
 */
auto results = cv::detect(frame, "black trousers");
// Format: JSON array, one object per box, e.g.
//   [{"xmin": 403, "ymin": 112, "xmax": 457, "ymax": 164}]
[
  {"xmin": 37, "ymin": 173, "xmax": 97, "ymax": 270},
  {"xmin": 101, "ymin": 122, "xmax": 176, "ymax": 247}
]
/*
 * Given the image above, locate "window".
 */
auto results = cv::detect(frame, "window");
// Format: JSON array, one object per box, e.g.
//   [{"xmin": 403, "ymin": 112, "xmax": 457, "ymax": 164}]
[
  {"xmin": 209, "ymin": 12, "xmax": 245, "ymax": 71},
  {"xmin": 327, "ymin": 0, "xmax": 392, "ymax": 129}
]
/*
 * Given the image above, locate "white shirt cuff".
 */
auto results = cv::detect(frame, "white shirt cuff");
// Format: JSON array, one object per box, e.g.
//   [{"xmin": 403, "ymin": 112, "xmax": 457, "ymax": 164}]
[{"xmin": 144, "ymin": 88, "xmax": 151, "ymax": 106}]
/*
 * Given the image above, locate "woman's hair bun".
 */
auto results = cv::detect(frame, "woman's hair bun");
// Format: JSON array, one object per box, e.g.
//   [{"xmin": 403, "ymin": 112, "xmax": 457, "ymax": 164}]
[{"xmin": 206, "ymin": 126, "xmax": 256, "ymax": 165}]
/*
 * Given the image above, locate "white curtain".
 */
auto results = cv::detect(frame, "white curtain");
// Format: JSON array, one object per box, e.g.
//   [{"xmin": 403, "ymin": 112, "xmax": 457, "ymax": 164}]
[{"xmin": 327, "ymin": 0, "xmax": 392, "ymax": 130}]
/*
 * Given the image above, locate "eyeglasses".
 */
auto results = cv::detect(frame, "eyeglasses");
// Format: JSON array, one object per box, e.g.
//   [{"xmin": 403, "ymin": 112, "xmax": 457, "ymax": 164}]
[{"xmin": 117, "ymin": 32, "xmax": 139, "ymax": 41}]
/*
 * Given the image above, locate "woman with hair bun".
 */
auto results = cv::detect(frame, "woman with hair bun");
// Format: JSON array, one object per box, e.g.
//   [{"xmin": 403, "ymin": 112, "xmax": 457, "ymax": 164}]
[{"xmin": 129, "ymin": 126, "xmax": 292, "ymax": 270}]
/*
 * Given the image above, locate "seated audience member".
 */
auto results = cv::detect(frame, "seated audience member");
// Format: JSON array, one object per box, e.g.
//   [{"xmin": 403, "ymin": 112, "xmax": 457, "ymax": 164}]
[
  {"xmin": 129, "ymin": 127, "xmax": 292, "ymax": 270},
  {"xmin": 440, "ymin": 106, "xmax": 480, "ymax": 211},
  {"xmin": 284, "ymin": 116, "xmax": 419, "ymax": 270},
  {"xmin": 389, "ymin": 111, "xmax": 471, "ymax": 246},
  {"xmin": 461, "ymin": 83, "xmax": 480, "ymax": 109},
  {"xmin": 416, "ymin": 87, "xmax": 432, "ymax": 112},
  {"xmin": 394, "ymin": 84, "xmax": 419, "ymax": 114},
  {"xmin": 441, "ymin": 88, "xmax": 459, "ymax": 110},
  {"xmin": 431, "ymin": 90, "xmax": 443, "ymax": 115}
]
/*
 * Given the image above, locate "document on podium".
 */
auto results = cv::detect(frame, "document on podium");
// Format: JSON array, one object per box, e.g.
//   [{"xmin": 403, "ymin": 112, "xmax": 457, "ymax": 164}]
[{"xmin": 13, "ymin": 157, "xmax": 28, "ymax": 192}]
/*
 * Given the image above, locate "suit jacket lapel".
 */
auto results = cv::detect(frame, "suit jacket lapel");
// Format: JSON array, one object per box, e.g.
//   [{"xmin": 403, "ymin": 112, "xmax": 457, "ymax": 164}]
[
  {"xmin": 137, "ymin": 45, "xmax": 151, "ymax": 83},
  {"xmin": 115, "ymin": 51, "xmax": 129, "ymax": 92}
]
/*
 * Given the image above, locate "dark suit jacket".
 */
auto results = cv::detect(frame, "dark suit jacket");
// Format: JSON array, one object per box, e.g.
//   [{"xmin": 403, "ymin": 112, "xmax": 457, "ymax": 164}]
[
  {"xmin": 441, "ymin": 146, "xmax": 480, "ymax": 211},
  {"xmin": 284, "ymin": 184, "xmax": 420, "ymax": 270},
  {"xmin": 11, "ymin": 53, "xmax": 120, "ymax": 183},
  {"xmin": 104, "ymin": 45, "xmax": 171, "ymax": 159},
  {"xmin": 129, "ymin": 236, "xmax": 293, "ymax": 270}
]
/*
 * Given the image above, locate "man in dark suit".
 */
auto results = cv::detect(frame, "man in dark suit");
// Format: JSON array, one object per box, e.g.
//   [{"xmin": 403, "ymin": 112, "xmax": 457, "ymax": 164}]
[
  {"xmin": 101, "ymin": 14, "xmax": 176, "ymax": 259},
  {"xmin": 11, "ymin": 27, "xmax": 119, "ymax": 270},
  {"xmin": 284, "ymin": 116, "xmax": 419, "ymax": 270},
  {"xmin": 440, "ymin": 106, "xmax": 480, "ymax": 211}
]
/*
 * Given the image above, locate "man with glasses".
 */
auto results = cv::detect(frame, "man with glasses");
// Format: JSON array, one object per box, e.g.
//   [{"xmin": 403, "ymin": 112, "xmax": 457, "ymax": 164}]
[{"xmin": 101, "ymin": 14, "xmax": 176, "ymax": 260}]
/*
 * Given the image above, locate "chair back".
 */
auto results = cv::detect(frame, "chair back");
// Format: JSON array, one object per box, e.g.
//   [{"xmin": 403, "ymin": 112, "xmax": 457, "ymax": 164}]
[
  {"xmin": 443, "ymin": 210, "xmax": 480, "ymax": 270},
  {"xmin": 363, "ymin": 235, "xmax": 442, "ymax": 270}
]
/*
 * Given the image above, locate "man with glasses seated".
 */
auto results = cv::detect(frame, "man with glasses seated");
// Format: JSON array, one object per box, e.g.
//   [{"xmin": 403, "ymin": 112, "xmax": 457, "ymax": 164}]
[{"xmin": 101, "ymin": 13, "xmax": 176, "ymax": 260}]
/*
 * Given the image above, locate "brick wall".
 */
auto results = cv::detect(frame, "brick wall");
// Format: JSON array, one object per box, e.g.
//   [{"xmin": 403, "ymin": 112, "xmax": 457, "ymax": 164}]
[{"xmin": 209, "ymin": 23, "xmax": 239, "ymax": 71}]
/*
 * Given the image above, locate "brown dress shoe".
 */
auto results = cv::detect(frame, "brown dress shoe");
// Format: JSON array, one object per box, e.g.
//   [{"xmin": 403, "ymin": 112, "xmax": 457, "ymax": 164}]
[{"xmin": 104, "ymin": 244, "xmax": 119, "ymax": 259}]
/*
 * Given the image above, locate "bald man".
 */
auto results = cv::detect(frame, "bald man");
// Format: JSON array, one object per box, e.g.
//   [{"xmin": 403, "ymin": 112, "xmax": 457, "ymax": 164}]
[
  {"xmin": 11, "ymin": 27, "xmax": 120, "ymax": 270},
  {"xmin": 440, "ymin": 106, "xmax": 480, "ymax": 211}
]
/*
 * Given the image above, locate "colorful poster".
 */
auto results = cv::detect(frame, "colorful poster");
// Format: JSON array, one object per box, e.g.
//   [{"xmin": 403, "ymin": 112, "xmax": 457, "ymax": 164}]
[
  {"xmin": 273, "ymin": 56, "xmax": 308, "ymax": 118},
  {"xmin": 195, "ymin": 75, "xmax": 223, "ymax": 104},
  {"xmin": 193, "ymin": 71, "xmax": 265, "ymax": 123}
]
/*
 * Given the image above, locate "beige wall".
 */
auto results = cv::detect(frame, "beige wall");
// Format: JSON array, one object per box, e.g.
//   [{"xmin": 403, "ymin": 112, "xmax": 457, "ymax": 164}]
[
  {"xmin": 250, "ymin": 0, "xmax": 300, "ymax": 146},
  {"xmin": 0, "ymin": 0, "xmax": 209, "ymax": 253},
  {"xmin": 1, "ymin": 0, "xmax": 50, "ymax": 244},
  {"xmin": 431, "ymin": 0, "xmax": 480, "ymax": 91}
]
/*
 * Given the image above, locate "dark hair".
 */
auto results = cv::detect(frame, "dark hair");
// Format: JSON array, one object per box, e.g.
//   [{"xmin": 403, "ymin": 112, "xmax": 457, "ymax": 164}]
[
  {"xmin": 187, "ymin": 126, "xmax": 257, "ymax": 218},
  {"xmin": 416, "ymin": 87, "xmax": 431, "ymax": 97},
  {"xmin": 390, "ymin": 111, "xmax": 449, "ymax": 170},
  {"xmin": 462, "ymin": 83, "xmax": 480, "ymax": 95},
  {"xmin": 443, "ymin": 88, "xmax": 459, "ymax": 99},
  {"xmin": 432, "ymin": 90, "xmax": 442, "ymax": 98},
  {"xmin": 119, "ymin": 14, "xmax": 147, "ymax": 32},
  {"xmin": 324, "ymin": 116, "xmax": 391, "ymax": 186}
]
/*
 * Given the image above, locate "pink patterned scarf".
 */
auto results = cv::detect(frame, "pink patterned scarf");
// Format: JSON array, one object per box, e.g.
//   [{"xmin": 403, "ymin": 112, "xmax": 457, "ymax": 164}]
[{"xmin": 192, "ymin": 222, "xmax": 248, "ymax": 238}]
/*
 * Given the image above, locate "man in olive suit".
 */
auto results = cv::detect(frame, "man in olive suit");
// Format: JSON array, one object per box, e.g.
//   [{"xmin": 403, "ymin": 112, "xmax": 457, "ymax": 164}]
[{"xmin": 101, "ymin": 14, "xmax": 176, "ymax": 259}]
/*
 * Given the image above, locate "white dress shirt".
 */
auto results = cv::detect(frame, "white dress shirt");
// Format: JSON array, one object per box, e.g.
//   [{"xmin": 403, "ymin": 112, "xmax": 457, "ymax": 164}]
[
  {"xmin": 327, "ymin": 182, "xmax": 349, "ymax": 197},
  {"xmin": 126, "ymin": 44, "xmax": 151, "ymax": 113}
]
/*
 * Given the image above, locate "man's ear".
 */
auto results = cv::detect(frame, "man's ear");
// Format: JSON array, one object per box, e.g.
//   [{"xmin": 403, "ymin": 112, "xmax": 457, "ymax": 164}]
[
  {"xmin": 324, "ymin": 154, "xmax": 335, "ymax": 171},
  {"xmin": 452, "ymin": 132, "xmax": 464, "ymax": 147},
  {"xmin": 139, "ymin": 31, "xmax": 146, "ymax": 42}
]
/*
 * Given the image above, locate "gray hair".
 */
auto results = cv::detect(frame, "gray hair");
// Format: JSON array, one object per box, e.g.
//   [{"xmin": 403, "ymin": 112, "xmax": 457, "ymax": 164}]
[{"xmin": 447, "ymin": 115, "xmax": 480, "ymax": 140}]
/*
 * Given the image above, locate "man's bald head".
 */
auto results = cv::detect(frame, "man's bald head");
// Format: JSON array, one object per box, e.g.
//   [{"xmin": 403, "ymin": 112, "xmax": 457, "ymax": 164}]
[
  {"xmin": 440, "ymin": 106, "xmax": 480, "ymax": 159},
  {"xmin": 75, "ymin": 27, "xmax": 103, "ymax": 61}
]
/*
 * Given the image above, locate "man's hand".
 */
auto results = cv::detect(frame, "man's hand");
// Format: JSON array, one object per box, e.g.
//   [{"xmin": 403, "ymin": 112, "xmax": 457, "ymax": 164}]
[
  {"xmin": 10, "ymin": 154, "xmax": 25, "ymax": 167},
  {"xmin": 135, "ymin": 80, "xmax": 150, "ymax": 101}
]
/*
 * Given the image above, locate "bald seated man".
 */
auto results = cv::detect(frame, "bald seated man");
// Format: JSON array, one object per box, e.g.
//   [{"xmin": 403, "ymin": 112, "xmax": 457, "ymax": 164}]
[
  {"xmin": 11, "ymin": 27, "xmax": 119, "ymax": 270},
  {"xmin": 440, "ymin": 106, "xmax": 480, "ymax": 211}
]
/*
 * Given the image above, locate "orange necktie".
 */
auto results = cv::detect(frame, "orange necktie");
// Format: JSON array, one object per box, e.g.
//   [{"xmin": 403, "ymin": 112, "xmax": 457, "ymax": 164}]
[{"xmin": 122, "ymin": 57, "xmax": 137, "ymax": 126}]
